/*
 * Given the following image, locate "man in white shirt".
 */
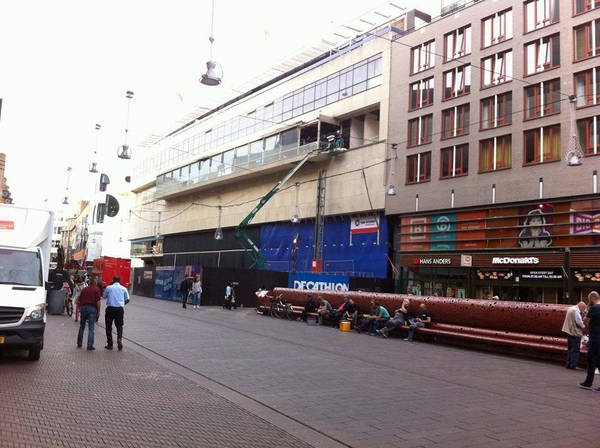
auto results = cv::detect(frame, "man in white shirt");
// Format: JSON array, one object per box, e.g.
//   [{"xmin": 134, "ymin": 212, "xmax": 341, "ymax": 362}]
[
  {"xmin": 562, "ymin": 301, "xmax": 586, "ymax": 370},
  {"xmin": 102, "ymin": 276, "xmax": 130, "ymax": 351}
]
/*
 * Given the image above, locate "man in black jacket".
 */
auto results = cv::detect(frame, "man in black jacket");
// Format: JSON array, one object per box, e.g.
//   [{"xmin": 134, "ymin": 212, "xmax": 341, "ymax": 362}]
[{"xmin": 180, "ymin": 277, "xmax": 191, "ymax": 309}]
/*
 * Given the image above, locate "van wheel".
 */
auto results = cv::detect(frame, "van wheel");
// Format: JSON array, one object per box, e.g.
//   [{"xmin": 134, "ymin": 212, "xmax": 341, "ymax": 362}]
[{"xmin": 28, "ymin": 346, "xmax": 41, "ymax": 361}]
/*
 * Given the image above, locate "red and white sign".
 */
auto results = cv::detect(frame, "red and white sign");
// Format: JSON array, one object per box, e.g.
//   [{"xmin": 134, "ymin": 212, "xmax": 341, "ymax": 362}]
[
  {"xmin": 0, "ymin": 221, "xmax": 15, "ymax": 230},
  {"xmin": 350, "ymin": 216, "xmax": 378, "ymax": 234}
]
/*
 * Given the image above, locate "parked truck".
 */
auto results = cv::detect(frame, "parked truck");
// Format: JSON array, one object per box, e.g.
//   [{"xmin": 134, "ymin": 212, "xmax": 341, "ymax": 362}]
[
  {"xmin": 92, "ymin": 256, "xmax": 131, "ymax": 289},
  {"xmin": 0, "ymin": 204, "xmax": 53, "ymax": 361}
]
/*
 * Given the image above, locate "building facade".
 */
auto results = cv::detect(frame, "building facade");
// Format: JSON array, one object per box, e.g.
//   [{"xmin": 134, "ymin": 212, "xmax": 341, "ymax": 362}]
[
  {"xmin": 126, "ymin": 11, "xmax": 422, "ymax": 283},
  {"xmin": 387, "ymin": 0, "xmax": 600, "ymax": 303}
]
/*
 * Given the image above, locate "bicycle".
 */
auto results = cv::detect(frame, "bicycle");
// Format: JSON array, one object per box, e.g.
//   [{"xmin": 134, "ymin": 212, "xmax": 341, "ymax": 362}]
[{"xmin": 265, "ymin": 294, "xmax": 295, "ymax": 320}]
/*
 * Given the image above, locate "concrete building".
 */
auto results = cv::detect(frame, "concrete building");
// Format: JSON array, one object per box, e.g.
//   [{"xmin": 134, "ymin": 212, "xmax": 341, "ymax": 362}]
[
  {"xmin": 387, "ymin": 0, "xmax": 600, "ymax": 303},
  {"xmin": 126, "ymin": 5, "xmax": 424, "ymax": 290}
]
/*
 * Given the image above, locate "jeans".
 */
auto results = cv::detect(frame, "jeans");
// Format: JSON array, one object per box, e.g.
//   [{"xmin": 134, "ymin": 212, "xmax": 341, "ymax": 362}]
[
  {"xmin": 584, "ymin": 338, "xmax": 600, "ymax": 385},
  {"xmin": 369, "ymin": 317, "xmax": 389, "ymax": 333},
  {"xmin": 77, "ymin": 305, "xmax": 97, "ymax": 348},
  {"xmin": 193, "ymin": 292, "xmax": 201, "ymax": 306},
  {"xmin": 105, "ymin": 306, "xmax": 124, "ymax": 347},
  {"xmin": 566, "ymin": 334, "xmax": 582, "ymax": 368},
  {"xmin": 407, "ymin": 322, "xmax": 425, "ymax": 340}
]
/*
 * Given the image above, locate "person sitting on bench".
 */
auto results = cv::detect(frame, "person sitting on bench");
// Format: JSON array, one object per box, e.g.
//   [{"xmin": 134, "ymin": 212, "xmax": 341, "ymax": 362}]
[
  {"xmin": 405, "ymin": 303, "xmax": 431, "ymax": 341},
  {"xmin": 376, "ymin": 298, "xmax": 411, "ymax": 338}
]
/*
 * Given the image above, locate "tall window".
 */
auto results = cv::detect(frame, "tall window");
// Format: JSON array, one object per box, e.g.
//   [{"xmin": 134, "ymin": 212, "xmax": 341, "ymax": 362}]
[
  {"xmin": 577, "ymin": 115, "xmax": 600, "ymax": 156},
  {"xmin": 525, "ymin": 34, "xmax": 560, "ymax": 75},
  {"xmin": 481, "ymin": 92, "xmax": 512, "ymax": 129},
  {"xmin": 409, "ymin": 77, "xmax": 435, "ymax": 110},
  {"xmin": 443, "ymin": 65, "xmax": 471, "ymax": 100},
  {"xmin": 574, "ymin": 21, "xmax": 600, "ymax": 61},
  {"xmin": 574, "ymin": 67, "xmax": 600, "ymax": 107},
  {"xmin": 411, "ymin": 40, "xmax": 435, "ymax": 74},
  {"xmin": 482, "ymin": 9, "xmax": 513, "ymax": 48},
  {"xmin": 440, "ymin": 144, "xmax": 469, "ymax": 179},
  {"xmin": 524, "ymin": 125, "xmax": 561, "ymax": 164},
  {"xmin": 479, "ymin": 135, "xmax": 512, "ymax": 172},
  {"xmin": 575, "ymin": 0, "xmax": 599, "ymax": 15},
  {"xmin": 482, "ymin": 51, "xmax": 513, "ymax": 87},
  {"xmin": 408, "ymin": 114, "xmax": 433, "ymax": 147},
  {"xmin": 524, "ymin": 0, "xmax": 559, "ymax": 32},
  {"xmin": 442, "ymin": 104, "xmax": 470, "ymax": 139},
  {"xmin": 407, "ymin": 152, "xmax": 431, "ymax": 184},
  {"xmin": 524, "ymin": 79, "xmax": 561, "ymax": 119},
  {"xmin": 444, "ymin": 25, "xmax": 472, "ymax": 61}
]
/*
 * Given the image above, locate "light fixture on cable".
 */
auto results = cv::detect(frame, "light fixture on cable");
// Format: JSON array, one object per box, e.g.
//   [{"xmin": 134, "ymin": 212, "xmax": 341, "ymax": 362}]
[
  {"xmin": 117, "ymin": 91, "xmax": 134, "ymax": 159},
  {"xmin": 62, "ymin": 167, "xmax": 72, "ymax": 205},
  {"xmin": 565, "ymin": 95, "xmax": 584, "ymax": 167},
  {"xmin": 291, "ymin": 182, "xmax": 300, "ymax": 224},
  {"xmin": 89, "ymin": 124, "xmax": 100, "ymax": 173},
  {"xmin": 200, "ymin": 0, "xmax": 223, "ymax": 86},
  {"xmin": 214, "ymin": 206, "xmax": 224, "ymax": 240},
  {"xmin": 386, "ymin": 144, "xmax": 398, "ymax": 196}
]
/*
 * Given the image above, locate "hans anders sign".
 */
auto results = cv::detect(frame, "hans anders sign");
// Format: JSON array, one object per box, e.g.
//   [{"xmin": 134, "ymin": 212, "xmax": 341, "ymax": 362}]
[{"xmin": 413, "ymin": 257, "xmax": 452, "ymax": 265}]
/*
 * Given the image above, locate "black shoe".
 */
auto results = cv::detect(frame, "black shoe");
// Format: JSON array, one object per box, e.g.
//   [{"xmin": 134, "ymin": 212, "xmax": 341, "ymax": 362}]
[
  {"xmin": 87, "ymin": 346, "xmax": 95, "ymax": 350},
  {"xmin": 578, "ymin": 382, "xmax": 592, "ymax": 389},
  {"xmin": 105, "ymin": 345, "xmax": 113, "ymax": 350},
  {"xmin": 117, "ymin": 340, "xmax": 123, "ymax": 351},
  {"xmin": 183, "ymin": 305, "xmax": 187, "ymax": 308},
  {"xmin": 77, "ymin": 344, "xmax": 82, "ymax": 348}
]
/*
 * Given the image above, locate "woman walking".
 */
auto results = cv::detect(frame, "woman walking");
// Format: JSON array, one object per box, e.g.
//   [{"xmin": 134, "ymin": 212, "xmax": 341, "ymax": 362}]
[{"xmin": 192, "ymin": 275, "xmax": 202, "ymax": 308}]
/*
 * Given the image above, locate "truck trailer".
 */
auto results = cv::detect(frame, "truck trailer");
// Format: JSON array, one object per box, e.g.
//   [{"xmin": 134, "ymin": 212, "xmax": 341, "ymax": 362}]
[
  {"xmin": 92, "ymin": 256, "xmax": 131, "ymax": 289},
  {"xmin": 0, "ymin": 204, "xmax": 53, "ymax": 361}
]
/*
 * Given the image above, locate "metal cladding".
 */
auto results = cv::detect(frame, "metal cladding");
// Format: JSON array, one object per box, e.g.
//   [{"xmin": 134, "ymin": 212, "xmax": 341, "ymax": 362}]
[{"xmin": 271, "ymin": 288, "xmax": 571, "ymax": 358}]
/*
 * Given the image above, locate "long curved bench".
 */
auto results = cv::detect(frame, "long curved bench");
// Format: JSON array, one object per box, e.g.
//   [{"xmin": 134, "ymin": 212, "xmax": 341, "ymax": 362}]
[{"xmin": 259, "ymin": 288, "xmax": 575, "ymax": 363}]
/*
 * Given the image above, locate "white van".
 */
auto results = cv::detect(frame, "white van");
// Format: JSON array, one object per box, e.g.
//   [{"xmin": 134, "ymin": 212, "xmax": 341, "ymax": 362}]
[{"xmin": 0, "ymin": 204, "xmax": 53, "ymax": 360}]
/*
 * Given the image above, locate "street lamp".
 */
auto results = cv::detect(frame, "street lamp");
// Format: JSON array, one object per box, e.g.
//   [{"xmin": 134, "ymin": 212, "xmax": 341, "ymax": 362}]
[
  {"xmin": 200, "ymin": 0, "xmax": 223, "ymax": 86},
  {"xmin": 117, "ymin": 91, "xmax": 134, "ymax": 159}
]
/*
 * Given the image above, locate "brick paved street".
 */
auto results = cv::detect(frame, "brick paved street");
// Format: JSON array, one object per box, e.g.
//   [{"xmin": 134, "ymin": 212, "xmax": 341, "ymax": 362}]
[{"xmin": 2, "ymin": 295, "xmax": 599, "ymax": 447}]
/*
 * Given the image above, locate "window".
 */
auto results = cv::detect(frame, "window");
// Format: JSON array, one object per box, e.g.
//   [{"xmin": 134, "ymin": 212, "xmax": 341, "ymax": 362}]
[
  {"xmin": 524, "ymin": 0, "xmax": 559, "ymax": 33},
  {"xmin": 443, "ymin": 65, "xmax": 471, "ymax": 100},
  {"xmin": 407, "ymin": 152, "xmax": 431, "ymax": 184},
  {"xmin": 574, "ymin": 67, "xmax": 600, "ymax": 107},
  {"xmin": 440, "ymin": 144, "xmax": 469, "ymax": 179},
  {"xmin": 479, "ymin": 135, "xmax": 512, "ymax": 172},
  {"xmin": 524, "ymin": 125, "xmax": 561, "ymax": 164},
  {"xmin": 575, "ymin": 0, "xmax": 599, "ymax": 15},
  {"xmin": 442, "ymin": 104, "xmax": 470, "ymax": 139},
  {"xmin": 444, "ymin": 25, "xmax": 471, "ymax": 61},
  {"xmin": 482, "ymin": 51, "xmax": 513, "ymax": 87},
  {"xmin": 524, "ymin": 79, "xmax": 561, "ymax": 119},
  {"xmin": 574, "ymin": 21, "xmax": 600, "ymax": 61},
  {"xmin": 525, "ymin": 34, "xmax": 560, "ymax": 75},
  {"xmin": 577, "ymin": 115, "xmax": 600, "ymax": 156},
  {"xmin": 481, "ymin": 92, "xmax": 512, "ymax": 129},
  {"xmin": 409, "ymin": 77, "xmax": 435, "ymax": 110},
  {"xmin": 482, "ymin": 9, "xmax": 513, "ymax": 48},
  {"xmin": 411, "ymin": 40, "xmax": 435, "ymax": 74},
  {"xmin": 407, "ymin": 114, "xmax": 433, "ymax": 147}
]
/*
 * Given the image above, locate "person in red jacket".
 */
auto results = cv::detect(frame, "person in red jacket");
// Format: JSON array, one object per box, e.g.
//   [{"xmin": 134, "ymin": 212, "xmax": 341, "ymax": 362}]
[{"xmin": 76, "ymin": 277, "xmax": 102, "ymax": 350}]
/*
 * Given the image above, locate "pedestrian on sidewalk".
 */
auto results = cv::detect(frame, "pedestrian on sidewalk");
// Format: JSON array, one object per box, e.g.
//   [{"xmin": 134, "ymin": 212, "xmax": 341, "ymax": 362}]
[
  {"xmin": 76, "ymin": 277, "xmax": 102, "ymax": 350},
  {"xmin": 562, "ymin": 301, "xmax": 586, "ymax": 370},
  {"xmin": 224, "ymin": 283, "xmax": 232, "ymax": 309},
  {"xmin": 180, "ymin": 276, "xmax": 192, "ymax": 309},
  {"xmin": 102, "ymin": 276, "xmax": 130, "ymax": 351},
  {"xmin": 192, "ymin": 275, "xmax": 202, "ymax": 308},
  {"xmin": 579, "ymin": 291, "xmax": 600, "ymax": 391}
]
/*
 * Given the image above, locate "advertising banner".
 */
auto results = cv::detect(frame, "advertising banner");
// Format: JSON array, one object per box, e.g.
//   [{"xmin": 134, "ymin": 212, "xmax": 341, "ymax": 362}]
[
  {"xmin": 155, "ymin": 267, "xmax": 175, "ymax": 300},
  {"xmin": 430, "ymin": 213, "xmax": 457, "ymax": 250}
]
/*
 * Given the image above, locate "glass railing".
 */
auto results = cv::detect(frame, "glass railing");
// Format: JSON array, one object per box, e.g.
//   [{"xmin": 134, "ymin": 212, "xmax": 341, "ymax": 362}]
[{"xmin": 156, "ymin": 141, "xmax": 318, "ymax": 197}]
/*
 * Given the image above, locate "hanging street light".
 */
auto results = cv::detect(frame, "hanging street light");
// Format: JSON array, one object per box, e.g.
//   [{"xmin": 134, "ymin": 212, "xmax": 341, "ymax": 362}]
[
  {"xmin": 89, "ymin": 124, "xmax": 101, "ymax": 172},
  {"xmin": 117, "ymin": 91, "xmax": 134, "ymax": 159},
  {"xmin": 200, "ymin": 0, "xmax": 223, "ymax": 86}
]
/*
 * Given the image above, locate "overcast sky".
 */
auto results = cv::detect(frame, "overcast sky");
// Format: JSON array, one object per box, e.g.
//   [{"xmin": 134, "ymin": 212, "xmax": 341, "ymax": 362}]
[{"xmin": 0, "ymin": 0, "xmax": 437, "ymax": 211}]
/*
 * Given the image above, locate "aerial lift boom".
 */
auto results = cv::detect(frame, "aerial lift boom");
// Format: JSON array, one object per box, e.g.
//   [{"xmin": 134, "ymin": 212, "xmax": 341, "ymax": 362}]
[{"xmin": 234, "ymin": 149, "xmax": 317, "ymax": 269}]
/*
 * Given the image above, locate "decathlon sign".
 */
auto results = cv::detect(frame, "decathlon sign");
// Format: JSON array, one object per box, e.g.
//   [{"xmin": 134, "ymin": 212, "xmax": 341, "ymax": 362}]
[
  {"xmin": 291, "ymin": 273, "xmax": 349, "ymax": 291},
  {"xmin": 492, "ymin": 256, "xmax": 539, "ymax": 265}
]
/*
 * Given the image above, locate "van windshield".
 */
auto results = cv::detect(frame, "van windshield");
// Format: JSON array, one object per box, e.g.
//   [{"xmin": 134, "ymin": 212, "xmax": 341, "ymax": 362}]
[{"xmin": 0, "ymin": 249, "xmax": 42, "ymax": 286}]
